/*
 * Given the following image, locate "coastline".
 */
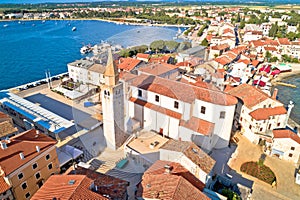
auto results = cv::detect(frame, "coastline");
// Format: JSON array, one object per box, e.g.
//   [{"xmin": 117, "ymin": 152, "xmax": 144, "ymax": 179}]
[
  {"xmin": 272, "ymin": 63, "xmax": 300, "ymax": 83},
  {"xmin": 0, "ymin": 17, "xmax": 191, "ymax": 28}
]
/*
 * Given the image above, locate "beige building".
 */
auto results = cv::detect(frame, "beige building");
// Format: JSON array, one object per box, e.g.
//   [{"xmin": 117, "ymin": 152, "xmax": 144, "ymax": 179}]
[{"xmin": 0, "ymin": 129, "xmax": 60, "ymax": 199}]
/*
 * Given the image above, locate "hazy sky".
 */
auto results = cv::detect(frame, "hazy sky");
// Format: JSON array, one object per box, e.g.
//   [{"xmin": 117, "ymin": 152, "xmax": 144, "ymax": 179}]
[{"xmin": 0, "ymin": 0, "xmax": 108, "ymax": 3}]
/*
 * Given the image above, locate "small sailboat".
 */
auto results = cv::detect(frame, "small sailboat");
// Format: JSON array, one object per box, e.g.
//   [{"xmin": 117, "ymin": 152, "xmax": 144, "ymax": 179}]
[
  {"xmin": 72, "ymin": 27, "xmax": 77, "ymax": 31},
  {"xmin": 3, "ymin": 24, "xmax": 8, "ymax": 27}
]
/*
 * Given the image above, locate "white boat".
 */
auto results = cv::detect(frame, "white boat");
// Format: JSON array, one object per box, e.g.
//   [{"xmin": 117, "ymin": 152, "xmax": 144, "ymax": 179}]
[
  {"xmin": 72, "ymin": 27, "xmax": 76, "ymax": 31},
  {"xmin": 3, "ymin": 24, "xmax": 8, "ymax": 27},
  {"xmin": 80, "ymin": 45, "xmax": 92, "ymax": 54}
]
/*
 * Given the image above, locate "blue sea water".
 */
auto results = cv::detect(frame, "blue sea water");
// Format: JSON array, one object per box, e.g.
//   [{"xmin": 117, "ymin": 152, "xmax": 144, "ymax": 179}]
[
  {"xmin": 0, "ymin": 20, "xmax": 179, "ymax": 90},
  {"xmin": 276, "ymin": 75, "xmax": 300, "ymax": 124}
]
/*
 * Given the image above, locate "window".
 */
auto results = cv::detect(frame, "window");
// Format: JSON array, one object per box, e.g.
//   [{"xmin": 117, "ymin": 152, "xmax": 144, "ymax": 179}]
[
  {"xmin": 263, "ymin": 105, "xmax": 266, "ymax": 108},
  {"xmin": 25, "ymin": 192, "xmax": 30, "ymax": 199},
  {"xmin": 138, "ymin": 89, "xmax": 142, "ymax": 97},
  {"xmin": 35, "ymin": 172, "xmax": 41, "ymax": 180},
  {"xmin": 32, "ymin": 163, "xmax": 38, "ymax": 170},
  {"xmin": 220, "ymin": 111, "xmax": 226, "ymax": 119},
  {"xmin": 291, "ymin": 147, "xmax": 295, "ymax": 151},
  {"xmin": 174, "ymin": 101, "xmax": 179, "ymax": 109},
  {"xmin": 289, "ymin": 153, "xmax": 293, "ymax": 157},
  {"xmin": 37, "ymin": 180, "xmax": 44, "ymax": 188},
  {"xmin": 45, "ymin": 154, "xmax": 50, "ymax": 160},
  {"xmin": 155, "ymin": 95, "xmax": 159, "ymax": 102},
  {"xmin": 18, "ymin": 173, "xmax": 24, "ymax": 180},
  {"xmin": 48, "ymin": 163, "xmax": 53, "ymax": 170},
  {"xmin": 260, "ymin": 127, "xmax": 263, "ymax": 132},
  {"xmin": 201, "ymin": 106, "xmax": 206, "ymax": 114},
  {"xmin": 21, "ymin": 182, "xmax": 27, "ymax": 190},
  {"xmin": 277, "ymin": 123, "xmax": 281, "ymax": 127},
  {"xmin": 249, "ymin": 125, "xmax": 252, "ymax": 130},
  {"xmin": 240, "ymin": 117, "xmax": 243, "ymax": 121},
  {"xmin": 269, "ymin": 104, "xmax": 271, "ymax": 107}
]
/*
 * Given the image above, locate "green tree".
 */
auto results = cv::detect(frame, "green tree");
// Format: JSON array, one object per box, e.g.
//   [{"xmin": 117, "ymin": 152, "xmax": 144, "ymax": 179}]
[
  {"xmin": 150, "ymin": 40, "xmax": 165, "ymax": 52},
  {"xmin": 265, "ymin": 51, "xmax": 272, "ymax": 61},
  {"xmin": 165, "ymin": 40, "xmax": 179, "ymax": 52},
  {"xmin": 200, "ymin": 38, "xmax": 209, "ymax": 46},
  {"xmin": 269, "ymin": 22, "xmax": 278, "ymax": 38}
]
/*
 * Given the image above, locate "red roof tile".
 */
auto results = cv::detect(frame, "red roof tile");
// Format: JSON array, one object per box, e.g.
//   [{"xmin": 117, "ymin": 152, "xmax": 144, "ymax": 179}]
[
  {"xmin": 273, "ymin": 129, "xmax": 300, "ymax": 144},
  {"xmin": 179, "ymin": 117, "xmax": 215, "ymax": 136},
  {"xmin": 68, "ymin": 167, "xmax": 129, "ymax": 199},
  {"xmin": 0, "ymin": 129, "xmax": 56, "ymax": 175},
  {"xmin": 160, "ymin": 140, "xmax": 216, "ymax": 174},
  {"xmin": 118, "ymin": 57, "xmax": 141, "ymax": 71},
  {"xmin": 136, "ymin": 53, "xmax": 150, "ymax": 60},
  {"xmin": 211, "ymin": 44, "xmax": 230, "ymax": 51},
  {"xmin": 249, "ymin": 106, "xmax": 287, "ymax": 120},
  {"xmin": 138, "ymin": 63, "xmax": 178, "ymax": 76},
  {"xmin": 214, "ymin": 56, "xmax": 232, "ymax": 66},
  {"xmin": 130, "ymin": 74, "xmax": 238, "ymax": 106},
  {"xmin": 251, "ymin": 60, "xmax": 260, "ymax": 67},
  {"xmin": 31, "ymin": 175, "xmax": 107, "ymax": 200},
  {"xmin": 278, "ymin": 38, "xmax": 291, "ymax": 45},
  {"xmin": 238, "ymin": 59, "xmax": 250, "ymax": 65},
  {"xmin": 0, "ymin": 176, "xmax": 10, "ymax": 194},
  {"xmin": 264, "ymin": 46, "xmax": 277, "ymax": 51},
  {"xmin": 136, "ymin": 161, "xmax": 210, "ymax": 200},
  {"xmin": 149, "ymin": 55, "xmax": 171, "ymax": 64},
  {"xmin": 226, "ymin": 83, "xmax": 269, "ymax": 108}
]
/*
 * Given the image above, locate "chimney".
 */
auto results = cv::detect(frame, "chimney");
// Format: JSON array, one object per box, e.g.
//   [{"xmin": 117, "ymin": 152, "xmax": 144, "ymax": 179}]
[
  {"xmin": 0, "ymin": 141, "xmax": 7, "ymax": 150},
  {"xmin": 272, "ymin": 88, "xmax": 278, "ymax": 99},
  {"xmin": 164, "ymin": 164, "xmax": 173, "ymax": 174},
  {"xmin": 19, "ymin": 152, "xmax": 25, "ymax": 160},
  {"xmin": 36, "ymin": 146, "xmax": 40, "ymax": 153}
]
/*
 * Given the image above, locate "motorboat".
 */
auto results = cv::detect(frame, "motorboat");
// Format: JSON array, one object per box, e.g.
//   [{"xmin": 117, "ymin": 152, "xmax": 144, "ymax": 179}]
[
  {"xmin": 3, "ymin": 24, "xmax": 8, "ymax": 27},
  {"xmin": 72, "ymin": 27, "xmax": 77, "ymax": 31}
]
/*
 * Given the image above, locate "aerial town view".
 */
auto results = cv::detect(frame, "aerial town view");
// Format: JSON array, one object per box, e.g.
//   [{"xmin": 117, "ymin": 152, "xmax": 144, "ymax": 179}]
[{"xmin": 1, "ymin": 0, "xmax": 300, "ymax": 199}]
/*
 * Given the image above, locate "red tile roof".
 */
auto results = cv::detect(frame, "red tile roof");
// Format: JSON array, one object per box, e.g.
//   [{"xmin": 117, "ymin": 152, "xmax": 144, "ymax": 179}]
[
  {"xmin": 136, "ymin": 161, "xmax": 210, "ymax": 200},
  {"xmin": 237, "ymin": 59, "xmax": 250, "ymax": 65},
  {"xmin": 278, "ymin": 38, "xmax": 291, "ymax": 45},
  {"xmin": 68, "ymin": 167, "xmax": 129, "ymax": 199},
  {"xmin": 130, "ymin": 74, "xmax": 238, "ymax": 106},
  {"xmin": 118, "ymin": 57, "xmax": 141, "ymax": 71},
  {"xmin": 211, "ymin": 44, "xmax": 230, "ymax": 51},
  {"xmin": 249, "ymin": 106, "xmax": 287, "ymax": 120},
  {"xmin": 264, "ymin": 46, "xmax": 277, "ymax": 51},
  {"xmin": 129, "ymin": 97, "xmax": 182, "ymax": 119},
  {"xmin": 160, "ymin": 140, "xmax": 215, "ymax": 174},
  {"xmin": 149, "ymin": 55, "xmax": 171, "ymax": 64},
  {"xmin": 251, "ymin": 60, "xmax": 260, "ymax": 67},
  {"xmin": 136, "ymin": 53, "xmax": 150, "ymax": 60},
  {"xmin": 0, "ymin": 176, "xmax": 10, "ymax": 194},
  {"xmin": 214, "ymin": 56, "xmax": 232, "ymax": 66},
  {"xmin": 273, "ymin": 129, "xmax": 300, "ymax": 144},
  {"xmin": 180, "ymin": 117, "xmax": 215, "ymax": 136},
  {"xmin": 226, "ymin": 83, "xmax": 270, "ymax": 108},
  {"xmin": 138, "ymin": 63, "xmax": 178, "ymax": 76},
  {"xmin": 31, "ymin": 175, "xmax": 107, "ymax": 200},
  {"xmin": 0, "ymin": 129, "xmax": 56, "ymax": 175}
]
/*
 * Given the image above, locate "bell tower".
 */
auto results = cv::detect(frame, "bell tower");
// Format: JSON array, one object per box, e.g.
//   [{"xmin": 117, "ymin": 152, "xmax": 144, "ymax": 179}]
[{"xmin": 101, "ymin": 48, "xmax": 127, "ymax": 150}]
